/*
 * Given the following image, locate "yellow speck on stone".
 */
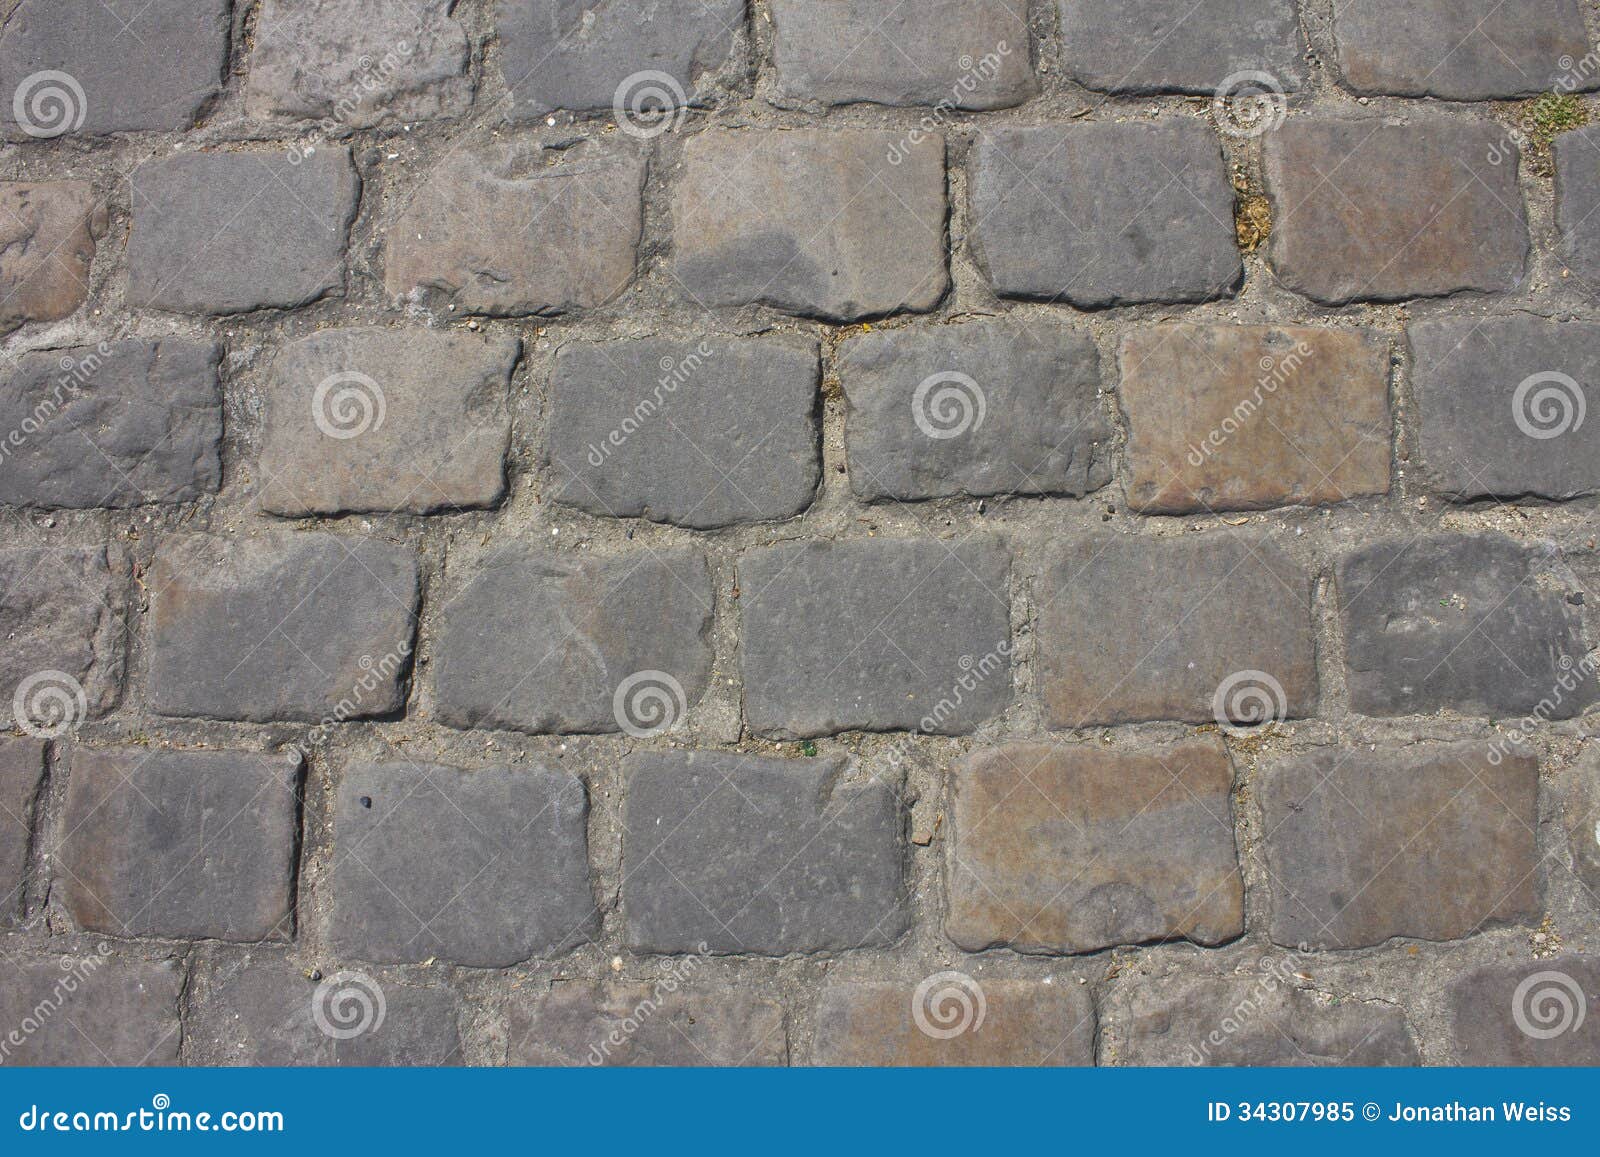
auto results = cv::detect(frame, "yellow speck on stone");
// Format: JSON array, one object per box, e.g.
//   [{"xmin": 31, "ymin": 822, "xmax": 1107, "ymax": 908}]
[{"xmin": 1235, "ymin": 194, "xmax": 1272, "ymax": 253}]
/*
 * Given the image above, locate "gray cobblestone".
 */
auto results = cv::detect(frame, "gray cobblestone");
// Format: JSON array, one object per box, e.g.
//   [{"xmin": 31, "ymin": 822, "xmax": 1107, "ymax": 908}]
[
  {"xmin": 1554, "ymin": 125, "xmax": 1600, "ymax": 288},
  {"xmin": 0, "ymin": 956, "xmax": 182, "ymax": 1066},
  {"xmin": 0, "ymin": 738, "xmax": 43, "ymax": 926},
  {"xmin": 0, "ymin": 545, "xmax": 125, "ymax": 728},
  {"xmin": 1058, "ymin": 0, "xmax": 1306, "ymax": 94},
  {"xmin": 1448, "ymin": 956, "xmax": 1600, "ymax": 1065}
]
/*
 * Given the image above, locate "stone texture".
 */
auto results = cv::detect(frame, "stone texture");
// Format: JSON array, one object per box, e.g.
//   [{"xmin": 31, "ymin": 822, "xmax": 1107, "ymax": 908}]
[
  {"xmin": 1107, "ymin": 973, "xmax": 1420, "ymax": 1066},
  {"xmin": 1265, "ymin": 119, "xmax": 1529, "ymax": 305},
  {"xmin": 623, "ymin": 751, "xmax": 907, "ymax": 954},
  {"xmin": 433, "ymin": 546, "xmax": 712, "ymax": 735},
  {"xmin": 0, "ymin": 0, "xmax": 228, "ymax": 135},
  {"xmin": 1337, "ymin": 534, "xmax": 1595, "ymax": 719},
  {"xmin": 387, "ymin": 144, "xmax": 643, "ymax": 317},
  {"xmin": 259, "ymin": 327, "xmax": 518, "ymax": 516},
  {"xmin": 0, "ymin": 738, "xmax": 43, "ymax": 925},
  {"xmin": 1553, "ymin": 125, "xmax": 1600, "ymax": 289},
  {"xmin": 1037, "ymin": 534, "xmax": 1317, "ymax": 728},
  {"xmin": 0, "ymin": 956, "xmax": 181, "ymax": 1066},
  {"xmin": 1335, "ymin": 0, "xmax": 1594, "ymax": 101},
  {"xmin": 1571, "ymin": 752, "xmax": 1600, "ymax": 904},
  {"xmin": 0, "ymin": 182, "xmax": 103, "ymax": 334},
  {"xmin": 1448, "ymin": 955, "xmax": 1600, "ymax": 1065},
  {"xmin": 1119, "ymin": 324, "xmax": 1391, "ymax": 514},
  {"xmin": 971, "ymin": 123, "xmax": 1241, "ymax": 307},
  {"xmin": 546, "ymin": 335, "xmax": 821, "ymax": 528},
  {"xmin": 0, "ymin": 546, "xmax": 124, "ymax": 728},
  {"xmin": 771, "ymin": 0, "xmax": 1035, "ymax": 109},
  {"xmin": 840, "ymin": 318, "xmax": 1112, "ymax": 502},
  {"xmin": 149, "ymin": 532, "xmax": 418, "ymax": 724},
  {"xmin": 247, "ymin": 0, "xmax": 472, "ymax": 126},
  {"xmin": 1262, "ymin": 742, "xmax": 1541, "ymax": 949},
  {"xmin": 0, "ymin": 340, "xmax": 222, "ymax": 509},
  {"xmin": 948, "ymin": 741, "xmax": 1242, "ymax": 954},
  {"xmin": 1059, "ymin": 0, "xmax": 1306, "ymax": 94},
  {"xmin": 127, "ymin": 149, "xmax": 360, "ymax": 314},
  {"xmin": 509, "ymin": 981, "xmax": 787, "ymax": 1066},
  {"xmin": 334, "ymin": 762, "xmax": 594, "ymax": 967},
  {"xmin": 56, "ymin": 746, "xmax": 301, "ymax": 942},
  {"xmin": 673, "ymin": 129, "xmax": 948, "ymax": 322},
  {"xmin": 813, "ymin": 979, "xmax": 1094, "ymax": 1066},
  {"xmin": 496, "ymin": 0, "xmax": 745, "ymax": 117},
  {"xmin": 739, "ymin": 537, "xmax": 1011, "ymax": 738}
]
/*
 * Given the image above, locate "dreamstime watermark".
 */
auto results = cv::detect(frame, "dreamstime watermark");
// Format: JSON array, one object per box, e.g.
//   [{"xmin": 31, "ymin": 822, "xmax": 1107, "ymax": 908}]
[
  {"xmin": 311, "ymin": 971, "xmax": 386, "ymax": 1040},
  {"xmin": 1487, "ymin": 51, "xmax": 1600, "ymax": 165},
  {"xmin": 307, "ymin": 642, "xmax": 413, "ymax": 743},
  {"xmin": 912, "ymin": 971, "xmax": 986, "ymax": 1040},
  {"xmin": 1212, "ymin": 669, "xmax": 1288, "ymax": 736},
  {"xmin": 1212, "ymin": 70, "xmax": 1287, "ymax": 139},
  {"xmin": 313, "ymin": 371, "xmax": 386, "ymax": 440},
  {"xmin": 1185, "ymin": 944, "xmax": 1321, "ymax": 1065},
  {"xmin": 0, "ymin": 342, "xmax": 114, "ymax": 469},
  {"xmin": 287, "ymin": 35, "xmax": 421, "ymax": 165},
  {"xmin": 912, "ymin": 371, "xmax": 986, "ymax": 440},
  {"xmin": 586, "ymin": 944, "xmax": 710, "ymax": 1065},
  {"xmin": 612, "ymin": 70, "xmax": 689, "ymax": 139},
  {"xmin": 613, "ymin": 670, "xmax": 688, "ymax": 738},
  {"xmin": 887, "ymin": 42, "xmax": 1015, "ymax": 165},
  {"xmin": 1512, "ymin": 969, "xmax": 1587, "ymax": 1040},
  {"xmin": 1511, "ymin": 370, "xmax": 1585, "ymax": 440},
  {"xmin": 1487, "ymin": 652, "xmax": 1599, "ymax": 765},
  {"xmin": 12, "ymin": 70, "xmax": 86, "ymax": 138},
  {"xmin": 586, "ymin": 341, "xmax": 715, "ymax": 468},
  {"xmin": 868, "ymin": 639, "xmax": 1014, "ymax": 783},
  {"xmin": 0, "ymin": 944, "xmax": 113, "ymax": 1064},
  {"xmin": 11, "ymin": 670, "xmax": 88, "ymax": 739},
  {"xmin": 1186, "ymin": 341, "xmax": 1314, "ymax": 465}
]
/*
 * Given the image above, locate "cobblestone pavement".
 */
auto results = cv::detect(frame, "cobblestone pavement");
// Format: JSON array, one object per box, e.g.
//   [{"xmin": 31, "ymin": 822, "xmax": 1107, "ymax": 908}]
[{"xmin": 0, "ymin": 0, "xmax": 1598, "ymax": 1068}]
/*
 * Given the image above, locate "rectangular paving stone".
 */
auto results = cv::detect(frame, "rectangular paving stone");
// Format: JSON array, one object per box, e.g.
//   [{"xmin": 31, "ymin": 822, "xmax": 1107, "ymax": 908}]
[
  {"xmin": 496, "ymin": 0, "xmax": 745, "ymax": 117},
  {"xmin": 673, "ymin": 129, "xmax": 948, "ymax": 322},
  {"xmin": 1264, "ymin": 119, "xmax": 1528, "ymax": 305},
  {"xmin": 0, "ymin": 545, "xmax": 124, "ymax": 729},
  {"xmin": 771, "ymin": 0, "xmax": 1036, "ymax": 108},
  {"xmin": 0, "ymin": 0, "xmax": 229, "ymax": 135},
  {"xmin": 970, "ymin": 123, "xmax": 1241, "ymax": 308},
  {"xmin": 259, "ymin": 327, "xmax": 518, "ymax": 516},
  {"xmin": 623, "ymin": 751, "xmax": 908, "ymax": 955},
  {"xmin": 56, "ymin": 746, "xmax": 302, "ymax": 942},
  {"xmin": 1120, "ymin": 324, "xmax": 1391, "ymax": 513},
  {"xmin": 0, "ymin": 339, "xmax": 222, "ymax": 509},
  {"xmin": 813, "ymin": 979, "xmax": 1094, "ymax": 1066},
  {"xmin": 1448, "ymin": 955, "xmax": 1600, "ymax": 1065},
  {"xmin": 333, "ymin": 761, "xmax": 595, "ymax": 968},
  {"xmin": 1554, "ymin": 125, "xmax": 1600, "ymax": 287},
  {"xmin": 0, "ymin": 182, "xmax": 103, "ymax": 334},
  {"xmin": 247, "ymin": 0, "xmax": 472, "ymax": 126},
  {"xmin": 1413, "ymin": 316, "xmax": 1600, "ymax": 500},
  {"xmin": 1337, "ymin": 534, "xmax": 1595, "ymax": 719},
  {"xmin": 1334, "ymin": 0, "xmax": 1594, "ymax": 100},
  {"xmin": 0, "ymin": 956, "xmax": 181, "ymax": 1065},
  {"xmin": 546, "ymin": 334, "xmax": 821, "ymax": 529},
  {"xmin": 0, "ymin": 738, "xmax": 43, "ymax": 925},
  {"xmin": 949, "ymin": 740, "xmax": 1242, "ymax": 955},
  {"xmin": 1058, "ymin": 0, "xmax": 1306, "ymax": 94},
  {"xmin": 1262, "ymin": 741, "xmax": 1540, "ymax": 949},
  {"xmin": 840, "ymin": 317, "xmax": 1112, "ymax": 502},
  {"xmin": 387, "ymin": 144, "xmax": 643, "ymax": 317},
  {"xmin": 739, "ymin": 536, "xmax": 1011, "ymax": 738},
  {"xmin": 1037, "ymin": 533, "xmax": 1317, "ymax": 728},
  {"xmin": 1106, "ymin": 973, "xmax": 1419, "ymax": 1066},
  {"xmin": 433, "ymin": 546, "xmax": 712, "ymax": 735},
  {"xmin": 509, "ymin": 981, "xmax": 787, "ymax": 1066},
  {"xmin": 127, "ymin": 149, "xmax": 360, "ymax": 314},
  {"xmin": 149, "ymin": 532, "xmax": 418, "ymax": 724}
]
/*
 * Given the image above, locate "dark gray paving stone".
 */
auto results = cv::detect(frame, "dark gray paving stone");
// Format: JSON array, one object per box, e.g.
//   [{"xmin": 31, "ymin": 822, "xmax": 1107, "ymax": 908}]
[
  {"xmin": 0, "ymin": 955, "xmax": 181, "ymax": 1065},
  {"xmin": 0, "ymin": 738, "xmax": 43, "ymax": 926},
  {"xmin": 1554, "ymin": 125, "xmax": 1600, "ymax": 289},
  {"xmin": 1448, "ymin": 955, "xmax": 1600, "ymax": 1065},
  {"xmin": 0, "ymin": 182, "xmax": 103, "ymax": 334},
  {"xmin": 0, "ymin": 545, "xmax": 124, "ymax": 730},
  {"xmin": 1058, "ymin": 0, "xmax": 1306, "ymax": 94}
]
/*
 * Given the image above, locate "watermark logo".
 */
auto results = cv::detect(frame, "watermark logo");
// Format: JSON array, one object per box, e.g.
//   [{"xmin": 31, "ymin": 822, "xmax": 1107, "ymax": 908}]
[
  {"xmin": 1212, "ymin": 669, "xmax": 1287, "ymax": 736},
  {"xmin": 613, "ymin": 670, "xmax": 687, "ymax": 738},
  {"xmin": 1512, "ymin": 970, "xmax": 1587, "ymax": 1040},
  {"xmin": 311, "ymin": 971, "xmax": 386, "ymax": 1040},
  {"xmin": 312, "ymin": 371, "xmax": 385, "ymax": 440},
  {"xmin": 12, "ymin": 670, "xmax": 87, "ymax": 739},
  {"xmin": 613, "ymin": 70, "xmax": 688, "ymax": 139},
  {"xmin": 1512, "ymin": 371, "xmax": 1585, "ymax": 440},
  {"xmin": 911, "ymin": 971, "xmax": 986, "ymax": 1040},
  {"xmin": 1213, "ymin": 71, "xmax": 1287, "ymax": 139},
  {"xmin": 13, "ymin": 71, "xmax": 87, "ymax": 138},
  {"xmin": 912, "ymin": 371, "xmax": 986, "ymax": 440}
]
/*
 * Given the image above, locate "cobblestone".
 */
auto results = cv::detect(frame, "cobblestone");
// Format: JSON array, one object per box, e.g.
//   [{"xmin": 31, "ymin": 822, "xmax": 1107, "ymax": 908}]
[
  {"xmin": 1058, "ymin": 0, "xmax": 1307, "ymax": 94},
  {"xmin": 0, "ymin": 956, "xmax": 181, "ymax": 1066},
  {"xmin": 0, "ymin": 738, "xmax": 43, "ymax": 926},
  {"xmin": 508, "ymin": 982, "xmax": 787, "ymax": 1066},
  {"xmin": 1448, "ymin": 956, "xmax": 1600, "ymax": 1065},
  {"xmin": 0, "ymin": 546, "xmax": 125, "ymax": 727},
  {"xmin": 0, "ymin": 182, "xmax": 104, "ymax": 334}
]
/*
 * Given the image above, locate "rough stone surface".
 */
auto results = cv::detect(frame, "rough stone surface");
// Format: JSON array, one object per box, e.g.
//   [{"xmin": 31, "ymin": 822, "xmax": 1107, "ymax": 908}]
[
  {"xmin": 771, "ymin": 0, "xmax": 1036, "ymax": 109},
  {"xmin": 673, "ymin": 129, "xmax": 949, "ymax": 322},
  {"xmin": 259, "ymin": 327, "xmax": 518, "ymax": 516},
  {"xmin": 1262, "ymin": 742, "xmax": 1541, "ymax": 949},
  {"xmin": 0, "ymin": 957, "xmax": 182, "ymax": 1065},
  {"xmin": 1119, "ymin": 324, "xmax": 1392, "ymax": 513},
  {"xmin": 333, "ymin": 762, "xmax": 594, "ymax": 967},
  {"xmin": 1571, "ymin": 753, "xmax": 1600, "ymax": 904},
  {"xmin": 739, "ymin": 537, "xmax": 1011, "ymax": 738},
  {"xmin": 1037, "ymin": 534, "xmax": 1317, "ymax": 728},
  {"xmin": 1058, "ymin": 0, "xmax": 1306, "ymax": 94},
  {"xmin": 1337, "ymin": 534, "xmax": 1595, "ymax": 719},
  {"xmin": 0, "ymin": 0, "xmax": 229, "ymax": 135},
  {"xmin": 1265, "ymin": 119, "xmax": 1529, "ymax": 305},
  {"xmin": 56, "ymin": 746, "xmax": 301, "ymax": 942},
  {"xmin": 247, "ymin": 0, "xmax": 472, "ymax": 126},
  {"xmin": 433, "ymin": 546, "xmax": 712, "ymax": 735},
  {"xmin": 0, "ymin": 340, "xmax": 222, "ymax": 509},
  {"xmin": 971, "ymin": 123, "xmax": 1241, "ymax": 307},
  {"xmin": 948, "ymin": 741, "xmax": 1242, "ymax": 955},
  {"xmin": 0, "ymin": 738, "xmax": 43, "ymax": 925},
  {"xmin": 1334, "ymin": 0, "xmax": 1594, "ymax": 101},
  {"xmin": 0, "ymin": 545, "xmax": 124, "ymax": 727},
  {"xmin": 1448, "ymin": 955, "xmax": 1600, "ymax": 1065},
  {"xmin": 127, "ymin": 149, "xmax": 360, "ymax": 314},
  {"xmin": 0, "ymin": 182, "xmax": 103, "ymax": 334},
  {"xmin": 840, "ymin": 318, "xmax": 1112, "ymax": 502},
  {"xmin": 1553, "ymin": 125, "xmax": 1600, "ymax": 289},
  {"xmin": 387, "ymin": 144, "xmax": 644, "ymax": 317},
  {"xmin": 496, "ymin": 0, "xmax": 745, "ymax": 116},
  {"xmin": 509, "ymin": 982, "xmax": 787, "ymax": 1066},
  {"xmin": 1107, "ymin": 973, "xmax": 1420, "ymax": 1066},
  {"xmin": 623, "ymin": 751, "xmax": 907, "ymax": 955},
  {"xmin": 149, "ymin": 532, "xmax": 418, "ymax": 723},
  {"xmin": 813, "ymin": 979, "xmax": 1094, "ymax": 1066},
  {"xmin": 546, "ymin": 335, "xmax": 821, "ymax": 528}
]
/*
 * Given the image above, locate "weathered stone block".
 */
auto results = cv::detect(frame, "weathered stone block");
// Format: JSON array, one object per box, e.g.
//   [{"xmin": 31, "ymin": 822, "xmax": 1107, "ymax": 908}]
[
  {"xmin": 1058, "ymin": 0, "xmax": 1306, "ymax": 94},
  {"xmin": 1448, "ymin": 955, "xmax": 1600, "ymax": 1065},
  {"xmin": 0, "ymin": 956, "xmax": 181, "ymax": 1065},
  {"xmin": 0, "ymin": 738, "xmax": 43, "ymax": 925},
  {"xmin": 1553, "ymin": 125, "xmax": 1600, "ymax": 289},
  {"xmin": 0, "ymin": 546, "xmax": 124, "ymax": 729},
  {"xmin": 0, "ymin": 182, "xmax": 103, "ymax": 334}
]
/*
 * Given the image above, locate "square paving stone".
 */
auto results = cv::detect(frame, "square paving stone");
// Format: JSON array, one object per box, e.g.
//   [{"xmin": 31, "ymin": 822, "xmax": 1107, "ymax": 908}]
[
  {"xmin": 0, "ymin": 545, "xmax": 125, "ymax": 730},
  {"xmin": 1058, "ymin": 0, "xmax": 1307, "ymax": 94},
  {"xmin": 1448, "ymin": 955, "xmax": 1600, "ymax": 1065},
  {"xmin": 0, "ymin": 955, "xmax": 181, "ymax": 1065},
  {"xmin": 0, "ymin": 738, "xmax": 43, "ymax": 925},
  {"xmin": 0, "ymin": 182, "xmax": 104, "ymax": 334}
]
